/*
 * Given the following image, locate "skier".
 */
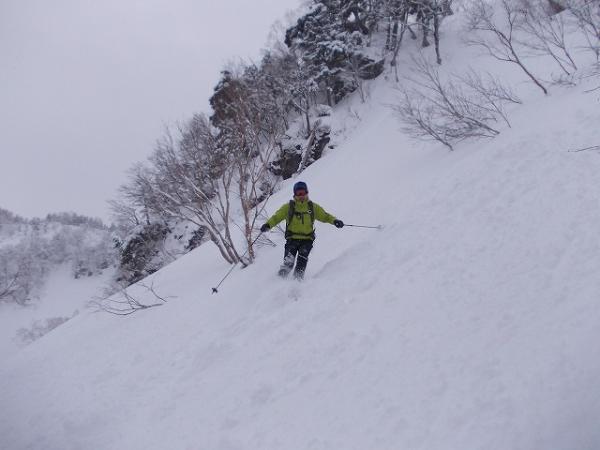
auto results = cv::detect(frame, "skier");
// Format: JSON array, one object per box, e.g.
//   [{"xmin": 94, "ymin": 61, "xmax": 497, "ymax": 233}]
[{"xmin": 260, "ymin": 181, "xmax": 344, "ymax": 280}]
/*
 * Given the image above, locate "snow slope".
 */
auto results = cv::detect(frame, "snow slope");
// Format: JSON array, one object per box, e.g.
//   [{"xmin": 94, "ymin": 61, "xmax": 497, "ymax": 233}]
[
  {"xmin": 0, "ymin": 265, "xmax": 114, "ymax": 360},
  {"xmin": 2, "ymin": 24, "xmax": 600, "ymax": 450},
  {"xmin": 0, "ymin": 220, "xmax": 116, "ymax": 360}
]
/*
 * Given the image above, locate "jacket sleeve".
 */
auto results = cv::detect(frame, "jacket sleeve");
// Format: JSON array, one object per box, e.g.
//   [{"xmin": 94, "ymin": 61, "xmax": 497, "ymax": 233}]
[
  {"xmin": 266, "ymin": 203, "xmax": 290, "ymax": 228},
  {"xmin": 314, "ymin": 203, "xmax": 336, "ymax": 225}
]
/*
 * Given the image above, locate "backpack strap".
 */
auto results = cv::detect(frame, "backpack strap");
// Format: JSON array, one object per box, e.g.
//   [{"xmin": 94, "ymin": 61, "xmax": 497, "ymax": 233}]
[
  {"xmin": 285, "ymin": 200, "xmax": 295, "ymax": 239},
  {"xmin": 286, "ymin": 200, "xmax": 295, "ymax": 228},
  {"xmin": 308, "ymin": 201, "xmax": 315, "ymax": 225}
]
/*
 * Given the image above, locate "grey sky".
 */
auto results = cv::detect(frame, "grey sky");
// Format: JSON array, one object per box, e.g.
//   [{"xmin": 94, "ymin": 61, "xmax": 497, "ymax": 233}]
[{"xmin": 0, "ymin": 0, "xmax": 302, "ymax": 222}]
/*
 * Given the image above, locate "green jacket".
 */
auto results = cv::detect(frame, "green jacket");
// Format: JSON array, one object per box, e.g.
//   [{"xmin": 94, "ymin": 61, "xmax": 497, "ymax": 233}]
[{"xmin": 266, "ymin": 198, "xmax": 337, "ymax": 240}]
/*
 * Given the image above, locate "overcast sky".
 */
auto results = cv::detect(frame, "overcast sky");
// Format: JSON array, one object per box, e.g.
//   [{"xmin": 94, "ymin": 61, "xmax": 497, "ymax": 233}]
[{"xmin": 0, "ymin": 0, "xmax": 302, "ymax": 222}]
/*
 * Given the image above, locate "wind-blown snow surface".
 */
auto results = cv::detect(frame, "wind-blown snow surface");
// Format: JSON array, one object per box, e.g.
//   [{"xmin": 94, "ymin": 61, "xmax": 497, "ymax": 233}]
[{"xmin": 3, "ymin": 55, "xmax": 600, "ymax": 450}]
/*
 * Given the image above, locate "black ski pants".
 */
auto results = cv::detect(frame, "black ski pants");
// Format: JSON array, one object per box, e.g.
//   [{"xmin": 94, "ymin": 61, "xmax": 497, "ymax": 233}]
[{"xmin": 281, "ymin": 239, "xmax": 313, "ymax": 279}]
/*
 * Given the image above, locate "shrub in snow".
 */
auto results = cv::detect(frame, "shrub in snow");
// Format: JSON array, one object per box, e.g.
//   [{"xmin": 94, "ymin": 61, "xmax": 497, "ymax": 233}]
[
  {"xmin": 15, "ymin": 315, "xmax": 75, "ymax": 345},
  {"xmin": 392, "ymin": 54, "xmax": 521, "ymax": 150}
]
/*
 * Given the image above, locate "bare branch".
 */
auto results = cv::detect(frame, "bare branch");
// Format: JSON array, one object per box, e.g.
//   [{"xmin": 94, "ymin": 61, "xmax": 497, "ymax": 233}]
[
  {"xmin": 514, "ymin": 0, "xmax": 579, "ymax": 75},
  {"xmin": 391, "ymin": 53, "xmax": 520, "ymax": 150},
  {"xmin": 464, "ymin": 0, "xmax": 549, "ymax": 94},
  {"xmin": 565, "ymin": 0, "xmax": 600, "ymax": 61},
  {"xmin": 567, "ymin": 144, "xmax": 600, "ymax": 152},
  {"xmin": 91, "ymin": 282, "xmax": 173, "ymax": 315}
]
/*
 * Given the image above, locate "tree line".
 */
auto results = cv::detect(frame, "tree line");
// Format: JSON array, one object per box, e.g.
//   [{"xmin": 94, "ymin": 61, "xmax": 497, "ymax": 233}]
[{"xmin": 0, "ymin": 211, "xmax": 117, "ymax": 306}]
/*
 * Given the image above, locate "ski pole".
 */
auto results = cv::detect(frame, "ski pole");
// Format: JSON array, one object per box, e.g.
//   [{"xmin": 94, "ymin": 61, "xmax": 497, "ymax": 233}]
[
  {"xmin": 211, "ymin": 232, "xmax": 262, "ymax": 294},
  {"xmin": 344, "ymin": 224, "xmax": 383, "ymax": 230}
]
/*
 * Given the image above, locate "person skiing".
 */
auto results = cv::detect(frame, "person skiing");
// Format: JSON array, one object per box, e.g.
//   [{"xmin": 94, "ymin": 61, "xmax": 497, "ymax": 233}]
[{"xmin": 260, "ymin": 181, "xmax": 344, "ymax": 280}]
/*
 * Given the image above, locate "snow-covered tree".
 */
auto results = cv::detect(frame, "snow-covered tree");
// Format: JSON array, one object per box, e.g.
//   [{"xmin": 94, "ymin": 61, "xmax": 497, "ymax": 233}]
[{"xmin": 0, "ymin": 210, "xmax": 118, "ymax": 305}]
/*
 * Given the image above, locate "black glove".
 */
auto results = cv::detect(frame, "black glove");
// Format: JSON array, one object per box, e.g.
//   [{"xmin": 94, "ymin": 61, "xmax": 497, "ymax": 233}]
[
  {"xmin": 260, "ymin": 223, "xmax": 270, "ymax": 233},
  {"xmin": 333, "ymin": 219, "xmax": 344, "ymax": 228}
]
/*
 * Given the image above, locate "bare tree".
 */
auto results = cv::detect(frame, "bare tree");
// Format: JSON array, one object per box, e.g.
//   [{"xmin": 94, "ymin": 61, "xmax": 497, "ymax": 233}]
[
  {"xmin": 391, "ymin": 54, "xmax": 520, "ymax": 150},
  {"xmin": 0, "ymin": 268, "xmax": 22, "ymax": 302},
  {"xmin": 146, "ymin": 118, "xmax": 243, "ymax": 265},
  {"xmin": 0, "ymin": 244, "xmax": 44, "ymax": 305},
  {"xmin": 108, "ymin": 198, "xmax": 143, "ymax": 230},
  {"xmin": 465, "ymin": 0, "xmax": 549, "ymax": 94},
  {"xmin": 407, "ymin": 0, "xmax": 454, "ymax": 64},
  {"xmin": 383, "ymin": 0, "xmax": 453, "ymax": 79},
  {"xmin": 515, "ymin": 0, "xmax": 579, "ymax": 75},
  {"xmin": 456, "ymin": 68, "xmax": 523, "ymax": 127},
  {"xmin": 385, "ymin": 0, "xmax": 411, "ymax": 70},
  {"xmin": 287, "ymin": 57, "xmax": 319, "ymax": 136},
  {"xmin": 212, "ymin": 66, "xmax": 285, "ymax": 262},
  {"xmin": 115, "ymin": 66, "xmax": 284, "ymax": 268},
  {"xmin": 565, "ymin": 0, "xmax": 600, "ymax": 61},
  {"xmin": 393, "ymin": 86, "xmax": 456, "ymax": 149},
  {"xmin": 115, "ymin": 163, "xmax": 161, "ymax": 226}
]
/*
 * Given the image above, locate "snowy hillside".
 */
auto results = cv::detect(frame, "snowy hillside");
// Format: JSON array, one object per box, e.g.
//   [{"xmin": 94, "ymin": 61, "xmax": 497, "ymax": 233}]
[
  {"xmin": 0, "ymin": 213, "xmax": 117, "ymax": 359},
  {"xmin": 3, "ymin": 7, "xmax": 600, "ymax": 450}
]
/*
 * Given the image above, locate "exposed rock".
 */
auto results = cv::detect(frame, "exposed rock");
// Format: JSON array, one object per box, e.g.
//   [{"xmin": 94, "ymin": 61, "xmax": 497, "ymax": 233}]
[
  {"xmin": 357, "ymin": 57, "xmax": 385, "ymax": 80},
  {"xmin": 315, "ymin": 104, "xmax": 333, "ymax": 117},
  {"xmin": 330, "ymin": 77, "xmax": 358, "ymax": 104},
  {"xmin": 301, "ymin": 121, "xmax": 332, "ymax": 170},
  {"xmin": 270, "ymin": 140, "xmax": 303, "ymax": 180},
  {"xmin": 309, "ymin": 123, "xmax": 332, "ymax": 163}
]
